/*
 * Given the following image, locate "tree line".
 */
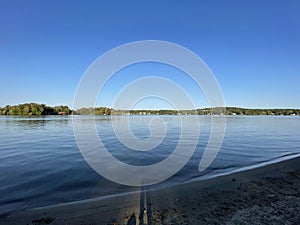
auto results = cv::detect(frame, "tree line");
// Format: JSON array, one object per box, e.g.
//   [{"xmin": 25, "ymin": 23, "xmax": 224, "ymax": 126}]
[
  {"xmin": 0, "ymin": 103, "xmax": 71, "ymax": 116},
  {"xmin": 221, "ymin": 107, "xmax": 300, "ymax": 116},
  {"xmin": 74, "ymin": 107, "xmax": 300, "ymax": 116},
  {"xmin": 1, "ymin": 103, "xmax": 300, "ymax": 116}
]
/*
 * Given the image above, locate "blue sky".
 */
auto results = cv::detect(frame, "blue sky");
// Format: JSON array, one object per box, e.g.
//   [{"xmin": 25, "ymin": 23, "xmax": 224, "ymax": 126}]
[{"xmin": 1, "ymin": 0, "xmax": 300, "ymax": 109}]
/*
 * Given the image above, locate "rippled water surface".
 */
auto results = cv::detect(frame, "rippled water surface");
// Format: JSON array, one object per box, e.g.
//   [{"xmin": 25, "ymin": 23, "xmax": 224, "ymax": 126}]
[{"xmin": 0, "ymin": 115, "xmax": 299, "ymax": 213}]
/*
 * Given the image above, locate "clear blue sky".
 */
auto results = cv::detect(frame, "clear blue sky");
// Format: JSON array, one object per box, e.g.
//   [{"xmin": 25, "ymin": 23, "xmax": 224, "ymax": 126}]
[{"xmin": 1, "ymin": 0, "xmax": 300, "ymax": 109}]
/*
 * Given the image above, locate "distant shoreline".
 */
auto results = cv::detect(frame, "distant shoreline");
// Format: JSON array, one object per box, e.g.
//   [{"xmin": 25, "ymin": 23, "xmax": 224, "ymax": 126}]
[{"xmin": 1, "ymin": 103, "xmax": 300, "ymax": 116}]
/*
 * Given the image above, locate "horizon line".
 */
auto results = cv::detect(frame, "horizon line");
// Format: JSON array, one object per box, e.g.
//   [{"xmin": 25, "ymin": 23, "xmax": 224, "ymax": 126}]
[{"xmin": 1, "ymin": 102, "xmax": 300, "ymax": 110}]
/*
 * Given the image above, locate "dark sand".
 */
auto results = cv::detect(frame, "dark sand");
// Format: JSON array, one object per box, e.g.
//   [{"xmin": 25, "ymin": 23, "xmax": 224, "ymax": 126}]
[{"xmin": 1, "ymin": 156, "xmax": 300, "ymax": 225}]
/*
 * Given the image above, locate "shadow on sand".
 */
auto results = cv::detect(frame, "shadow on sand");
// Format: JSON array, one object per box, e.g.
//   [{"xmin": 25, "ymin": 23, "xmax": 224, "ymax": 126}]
[{"xmin": 127, "ymin": 187, "xmax": 152, "ymax": 225}]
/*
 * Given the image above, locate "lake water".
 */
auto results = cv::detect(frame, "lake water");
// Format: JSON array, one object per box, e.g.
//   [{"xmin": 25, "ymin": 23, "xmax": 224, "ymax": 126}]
[{"xmin": 0, "ymin": 115, "xmax": 300, "ymax": 213}]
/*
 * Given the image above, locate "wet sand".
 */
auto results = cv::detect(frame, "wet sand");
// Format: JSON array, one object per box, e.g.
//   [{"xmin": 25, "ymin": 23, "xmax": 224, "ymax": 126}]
[{"xmin": 1, "ymin": 156, "xmax": 300, "ymax": 225}]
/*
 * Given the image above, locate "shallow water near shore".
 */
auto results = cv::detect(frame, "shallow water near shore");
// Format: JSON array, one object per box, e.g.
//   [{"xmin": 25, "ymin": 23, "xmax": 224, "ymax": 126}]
[{"xmin": 0, "ymin": 115, "xmax": 300, "ymax": 213}]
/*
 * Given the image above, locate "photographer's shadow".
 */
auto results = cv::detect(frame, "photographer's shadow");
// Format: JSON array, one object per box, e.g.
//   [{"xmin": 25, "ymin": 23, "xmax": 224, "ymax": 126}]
[{"xmin": 127, "ymin": 187, "xmax": 152, "ymax": 225}]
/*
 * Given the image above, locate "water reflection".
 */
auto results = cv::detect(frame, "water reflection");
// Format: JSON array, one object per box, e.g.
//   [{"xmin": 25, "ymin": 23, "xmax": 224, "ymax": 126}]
[{"xmin": 1, "ymin": 116, "xmax": 70, "ymax": 130}]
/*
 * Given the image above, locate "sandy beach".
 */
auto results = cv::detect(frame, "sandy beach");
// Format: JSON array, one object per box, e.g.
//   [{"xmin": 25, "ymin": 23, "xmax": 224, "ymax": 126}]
[{"xmin": 1, "ymin": 156, "xmax": 300, "ymax": 225}]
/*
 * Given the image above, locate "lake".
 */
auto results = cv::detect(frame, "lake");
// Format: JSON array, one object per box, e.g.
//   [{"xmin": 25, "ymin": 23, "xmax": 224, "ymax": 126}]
[{"xmin": 0, "ymin": 115, "xmax": 299, "ymax": 213}]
